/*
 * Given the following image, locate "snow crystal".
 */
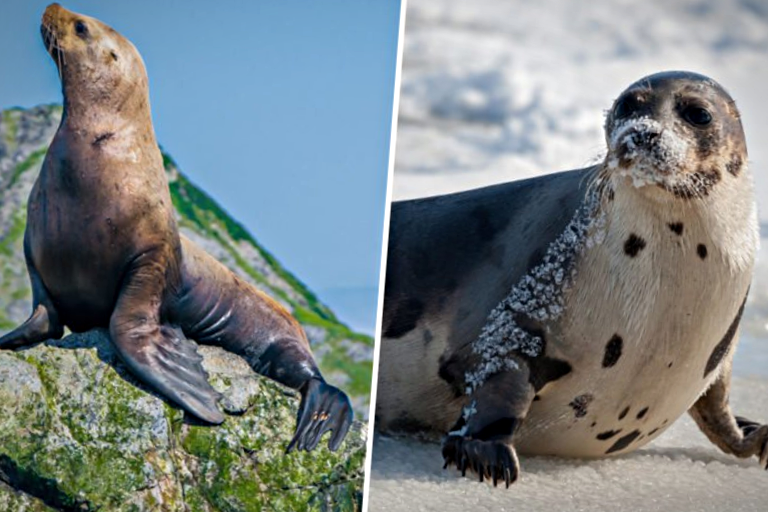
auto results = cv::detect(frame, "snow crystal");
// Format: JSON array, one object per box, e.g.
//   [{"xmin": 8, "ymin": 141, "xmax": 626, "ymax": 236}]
[{"xmin": 463, "ymin": 183, "xmax": 606, "ymax": 397}]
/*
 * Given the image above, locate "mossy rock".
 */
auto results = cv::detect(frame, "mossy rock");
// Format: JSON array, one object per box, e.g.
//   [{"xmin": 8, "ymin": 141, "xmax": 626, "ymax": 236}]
[{"xmin": 0, "ymin": 330, "xmax": 365, "ymax": 511}]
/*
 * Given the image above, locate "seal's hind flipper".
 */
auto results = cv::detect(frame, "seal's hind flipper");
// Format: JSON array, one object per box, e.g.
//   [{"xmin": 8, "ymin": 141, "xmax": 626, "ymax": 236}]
[
  {"xmin": 111, "ymin": 322, "xmax": 225, "ymax": 424},
  {"xmin": 286, "ymin": 378, "xmax": 353, "ymax": 453}
]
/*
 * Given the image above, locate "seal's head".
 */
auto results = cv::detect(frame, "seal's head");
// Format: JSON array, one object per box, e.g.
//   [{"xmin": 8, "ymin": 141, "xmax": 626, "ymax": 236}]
[
  {"xmin": 41, "ymin": 3, "xmax": 148, "ymax": 115},
  {"xmin": 604, "ymin": 71, "xmax": 747, "ymax": 200}
]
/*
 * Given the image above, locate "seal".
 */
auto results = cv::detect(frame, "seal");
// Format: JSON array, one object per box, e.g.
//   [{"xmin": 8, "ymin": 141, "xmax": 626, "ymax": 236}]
[
  {"xmin": 377, "ymin": 71, "xmax": 765, "ymax": 486},
  {"xmin": 0, "ymin": 3, "xmax": 352, "ymax": 453}
]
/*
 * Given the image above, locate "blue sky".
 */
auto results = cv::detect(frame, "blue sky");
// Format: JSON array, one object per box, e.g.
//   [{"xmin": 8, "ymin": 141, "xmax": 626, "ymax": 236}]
[{"xmin": 0, "ymin": 0, "xmax": 401, "ymax": 334}]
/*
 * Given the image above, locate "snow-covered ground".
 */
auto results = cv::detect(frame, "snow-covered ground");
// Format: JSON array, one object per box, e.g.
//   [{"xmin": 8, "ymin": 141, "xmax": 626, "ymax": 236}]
[
  {"xmin": 369, "ymin": 0, "xmax": 768, "ymax": 509},
  {"xmin": 370, "ymin": 378, "xmax": 767, "ymax": 512}
]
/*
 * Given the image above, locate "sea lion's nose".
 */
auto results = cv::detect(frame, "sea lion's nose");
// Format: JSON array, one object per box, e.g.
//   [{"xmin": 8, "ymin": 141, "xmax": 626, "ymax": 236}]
[{"xmin": 42, "ymin": 4, "xmax": 61, "ymax": 25}]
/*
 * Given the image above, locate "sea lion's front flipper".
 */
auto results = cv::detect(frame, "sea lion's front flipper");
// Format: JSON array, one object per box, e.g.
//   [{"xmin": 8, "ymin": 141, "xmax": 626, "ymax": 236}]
[
  {"xmin": 689, "ymin": 346, "xmax": 768, "ymax": 469},
  {"xmin": 110, "ymin": 252, "xmax": 224, "ymax": 424},
  {"xmin": 442, "ymin": 359, "xmax": 535, "ymax": 487},
  {"xmin": 286, "ymin": 378, "xmax": 353, "ymax": 453},
  {"xmin": 0, "ymin": 236, "xmax": 63, "ymax": 349}
]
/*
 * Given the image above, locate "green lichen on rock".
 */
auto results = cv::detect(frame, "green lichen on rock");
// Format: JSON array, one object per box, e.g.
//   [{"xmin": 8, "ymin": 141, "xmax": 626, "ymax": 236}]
[{"xmin": 0, "ymin": 331, "xmax": 366, "ymax": 511}]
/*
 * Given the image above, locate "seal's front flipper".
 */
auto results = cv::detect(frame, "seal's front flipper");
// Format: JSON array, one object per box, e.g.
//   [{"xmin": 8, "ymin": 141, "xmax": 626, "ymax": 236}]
[
  {"xmin": 110, "ymin": 251, "xmax": 224, "ymax": 424},
  {"xmin": 0, "ymin": 238, "xmax": 64, "ymax": 350},
  {"xmin": 442, "ymin": 436, "xmax": 519, "ymax": 488},
  {"xmin": 0, "ymin": 304, "xmax": 63, "ymax": 350},
  {"xmin": 286, "ymin": 378, "xmax": 353, "ymax": 453},
  {"xmin": 111, "ymin": 321, "xmax": 225, "ymax": 424},
  {"xmin": 442, "ymin": 360, "xmax": 534, "ymax": 487},
  {"xmin": 689, "ymin": 352, "xmax": 768, "ymax": 469}
]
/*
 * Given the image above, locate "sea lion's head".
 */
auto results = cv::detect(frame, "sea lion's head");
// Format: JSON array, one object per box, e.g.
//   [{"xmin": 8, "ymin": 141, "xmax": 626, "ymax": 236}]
[
  {"xmin": 41, "ymin": 3, "xmax": 148, "ymax": 115},
  {"xmin": 603, "ymin": 71, "xmax": 747, "ymax": 200}
]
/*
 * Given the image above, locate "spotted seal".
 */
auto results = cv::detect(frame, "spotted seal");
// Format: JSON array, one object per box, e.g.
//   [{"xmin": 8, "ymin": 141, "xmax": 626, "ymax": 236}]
[
  {"xmin": 0, "ymin": 3, "xmax": 352, "ymax": 453},
  {"xmin": 376, "ymin": 71, "xmax": 765, "ymax": 486}
]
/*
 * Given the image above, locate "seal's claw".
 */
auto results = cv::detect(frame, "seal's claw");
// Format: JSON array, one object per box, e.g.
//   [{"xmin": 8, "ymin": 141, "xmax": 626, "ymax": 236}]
[
  {"xmin": 287, "ymin": 378, "xmax": 353, "ymax": 453},
  {"xmin": 441, "ymin": 435, "xmax": 519, "ymax": 488},
  {"xmin": 732, "ymin": 415, "xmax": 768, "ymax": 469}
]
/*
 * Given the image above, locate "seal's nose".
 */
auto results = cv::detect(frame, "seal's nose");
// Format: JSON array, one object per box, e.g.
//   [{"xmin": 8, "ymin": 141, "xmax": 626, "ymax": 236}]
[{"xmin": 627, "ymin": 129, "xmax": 660, "ymax": 149}]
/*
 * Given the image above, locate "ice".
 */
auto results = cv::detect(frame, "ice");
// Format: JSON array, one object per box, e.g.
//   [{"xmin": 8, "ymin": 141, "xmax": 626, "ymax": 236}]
[{"xmin": 368, "ymin": 379, "xmax": 768, "ymax": 512}]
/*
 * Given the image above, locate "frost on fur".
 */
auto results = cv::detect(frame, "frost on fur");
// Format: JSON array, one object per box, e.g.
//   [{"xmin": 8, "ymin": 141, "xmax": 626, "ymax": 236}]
[
  {"xmin": 464, "ymin": 185, "xmax": 605, "ymax": 397},
  {"xmin": 607, "ymin": 116, "xmax": 691, "ymax": 188}
]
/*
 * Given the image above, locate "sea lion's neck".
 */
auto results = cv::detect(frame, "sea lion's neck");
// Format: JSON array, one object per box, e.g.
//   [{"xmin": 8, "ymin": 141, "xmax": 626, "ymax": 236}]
[{"xmin": 60, "ymin": 79, "xmax": 156, "ymax": 149}]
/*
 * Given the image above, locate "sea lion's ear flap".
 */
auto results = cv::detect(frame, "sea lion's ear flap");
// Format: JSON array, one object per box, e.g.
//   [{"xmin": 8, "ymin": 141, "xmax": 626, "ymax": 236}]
[{"xmin": 111, "ymin": 322, "xmax": 225, "ymax": 424}]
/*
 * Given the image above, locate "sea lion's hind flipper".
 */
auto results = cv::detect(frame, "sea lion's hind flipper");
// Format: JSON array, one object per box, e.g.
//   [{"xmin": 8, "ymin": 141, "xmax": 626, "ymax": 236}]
[
  {"xmin": 286, "ymin": 378, "xmax": 353, "ymax": 453},
  {"xmin": 111, "ymin": 322, "xmax": 225, "ymax": 424}
]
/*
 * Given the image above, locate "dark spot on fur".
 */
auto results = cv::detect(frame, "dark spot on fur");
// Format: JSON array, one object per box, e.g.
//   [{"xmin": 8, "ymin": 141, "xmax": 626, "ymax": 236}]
[
  {"xmin": 693, "ymin": 127, "xmax": 718, "ymax": 159},
  {"xmin": 649, "ymin": 428, "xmax": 660, "ymax": 436},
  {"xmin": 529, "ymin": 356, "xmax": 572, "ymax": 392},
  {"xmin": 591, "ymin": 421, "xmax": 597, "ymax": 428},
  {"xmin": 569, "ymin": 394, "xmax": 594, "ymax": 418},
  {"xmin": 92, "ymin": 132, "xmax": 114, "ymax": 146},
  {"xmin": 383, "ymin": 297, "xmax": 424, "ymax": 339},
  {"xmin": 619, "ymin": 406, "xmax": 630, "ymax": 420},
  {"xmin": 110, "ymin": 50, "xmax": 119, "ymax": 61},
  {"xmin": 668, "ymin": 362, "xmax": 673, "ymax": 368},
  {"xmin": 602, "ymin": 334, "xmax": 623, "ymax": 368},
  {"xmin": 624, "ymin": 234, "xmax": 646, "ymax": 257},
  {"xmin": 475, "ymin": 417, "xmax": 519, "ymax": 441},
  {"xmin": 605, "ymin": 429, "xmax": 642, "ymax": 454},
  {"xmin": 512, "ymin": 316, "xmax": 573, "ymax": 391},
  {"xmin": 668, "ymin": 222, "xmax": 684, "ymax": 235},
  {"xmin": 663, "ymin": 419, "xmax": 669, "ymax": 425},
  {"xmin": 704, "ymin": 295, "xmax": 747, "ymax": 377},
  {"xmin": 697, "ymin": 244, "xmax": 708, "ymax": 259},
  {"xmin": 636, "ymin": 407, "xmax": 649, "ymax": 419},
  {"xmin": 597, "ymin": 429, "xmax": 622, "ymax": 440},
  {"xmin": 607, "ymin": 188, "xmax": 615, "ymax": 201},
  {"xmin": 533, "ymin": 395, "xmax": 541, "ymax": 402},
  {"xmin": 437, "ymin": 354, "xmax": 465, "ymax": 398},
  {"xmin": 725, "ymin": 153, "xmax": 742, "ymax": 176},
  {"xmin": 423, "ymin": 329, "xmax": 433, "ymax": 345}
]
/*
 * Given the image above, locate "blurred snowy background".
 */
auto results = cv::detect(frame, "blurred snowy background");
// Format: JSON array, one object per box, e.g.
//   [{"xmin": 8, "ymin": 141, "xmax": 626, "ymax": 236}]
[{"xmin": 370, "ymin": 0, "xmax": 768, "ymax": 510}]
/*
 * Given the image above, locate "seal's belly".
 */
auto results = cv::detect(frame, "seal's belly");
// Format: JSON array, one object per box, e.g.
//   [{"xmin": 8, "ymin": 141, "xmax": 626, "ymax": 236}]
[{"xmin": 514, "ymin": 206, "xmax": 751, "ymax": 457}]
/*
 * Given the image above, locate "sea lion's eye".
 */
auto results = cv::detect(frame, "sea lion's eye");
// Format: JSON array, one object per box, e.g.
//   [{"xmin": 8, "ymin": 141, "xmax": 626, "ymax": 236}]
[
  {"xmin": 681, "ymin": 105, "xmax": 712, "ymax": 127},
  {"xmin": 614, "ymin": 95, "xmax": 640, "ymax": 119},
  {"xmin": 75, "ymin": 21, "xmax": 88, "ymax": 38}
]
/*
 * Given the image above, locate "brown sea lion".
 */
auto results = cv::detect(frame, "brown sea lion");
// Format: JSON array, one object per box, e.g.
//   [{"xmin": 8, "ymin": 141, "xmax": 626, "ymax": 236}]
[
  {"xmin": 377, "ymin": 71, "xmax": 765, "ymax": 486},
  {"xmin": 0, "ymin": 3, "xmax": 352, "ymax": 453}
]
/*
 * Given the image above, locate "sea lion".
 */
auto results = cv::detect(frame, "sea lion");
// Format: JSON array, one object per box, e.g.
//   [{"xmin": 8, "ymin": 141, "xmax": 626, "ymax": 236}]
[
  {"xmin": 377, "ymin": 71, "xmax": 766, "ymax": 486},
  {"xmin": 0, "ymin": 3, "xmax": 352, "ymax": 453}
]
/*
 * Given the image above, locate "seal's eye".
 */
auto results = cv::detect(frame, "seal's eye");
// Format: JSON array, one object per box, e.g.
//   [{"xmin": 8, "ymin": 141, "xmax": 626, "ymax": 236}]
[
  {"xmin": 614, "ymin": 95, "xmax": 640, "ymax": 120},
  {"xmin": 681, "ymin": 105, "xmax": 712, "ymax": 127},
  {"xmin": 75, "ymin": 20, "xmax": 88, "ymax": 38}
]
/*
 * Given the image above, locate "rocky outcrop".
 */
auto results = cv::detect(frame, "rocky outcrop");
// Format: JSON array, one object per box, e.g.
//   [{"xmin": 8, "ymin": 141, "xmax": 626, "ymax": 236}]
[{"xmin": 0, "ymin": 331, "xmax": 365, "ymax": 511}]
